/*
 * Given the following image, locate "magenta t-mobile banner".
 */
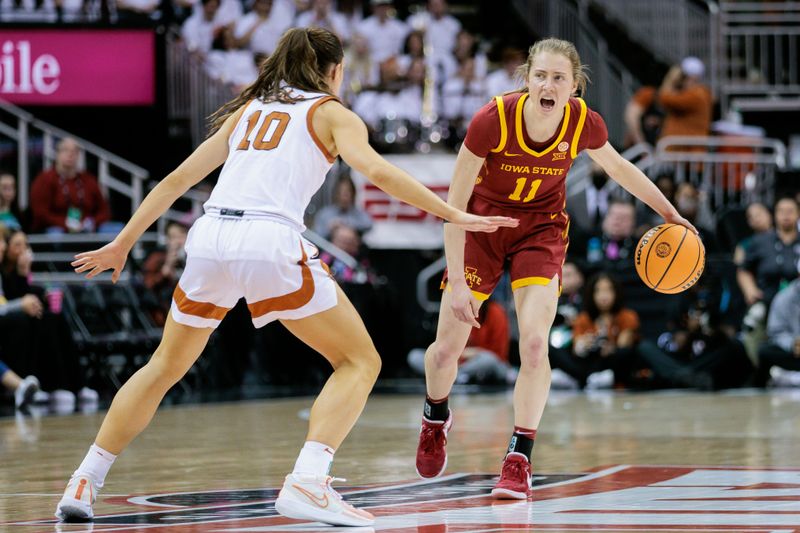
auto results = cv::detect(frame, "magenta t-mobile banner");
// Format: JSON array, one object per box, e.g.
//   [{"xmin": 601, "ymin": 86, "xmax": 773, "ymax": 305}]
[{"xmin": 0, "ymin": 30, "xmax": 155, "ymax": 105}]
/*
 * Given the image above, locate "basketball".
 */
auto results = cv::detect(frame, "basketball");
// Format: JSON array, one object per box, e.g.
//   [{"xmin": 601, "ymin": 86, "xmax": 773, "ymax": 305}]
[{"xmin": 634, "ymin": 224, "xmax": 705, "ymax": 294}]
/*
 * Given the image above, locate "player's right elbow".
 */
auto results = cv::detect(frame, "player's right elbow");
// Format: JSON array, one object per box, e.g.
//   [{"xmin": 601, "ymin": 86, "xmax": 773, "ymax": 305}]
[{"xmin": 365, "ymin": 163, "xmax": 392, "ymax": 188}]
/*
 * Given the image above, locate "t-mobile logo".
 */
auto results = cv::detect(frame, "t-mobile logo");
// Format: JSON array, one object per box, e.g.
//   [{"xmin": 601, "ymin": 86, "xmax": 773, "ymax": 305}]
[{"xmin": 0, "ymin": 41, "xmax": 60, "ymax": 95}]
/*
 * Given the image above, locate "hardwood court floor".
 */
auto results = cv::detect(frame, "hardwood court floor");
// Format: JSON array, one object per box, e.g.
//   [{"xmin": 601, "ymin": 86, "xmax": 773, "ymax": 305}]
[{"xmin": 2, "ymin": 389, "xmax": 800, "ymax": 532}]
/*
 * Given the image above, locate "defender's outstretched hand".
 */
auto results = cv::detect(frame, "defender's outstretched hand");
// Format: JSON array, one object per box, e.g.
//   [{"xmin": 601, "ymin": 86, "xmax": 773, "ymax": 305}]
[
  {"xmin": 72, "ymin": 240, "xmax": 128, "ymax": 283},
  {"xmin": 449, "ymin": 212, "xmax": 519, "ymax": 233}
]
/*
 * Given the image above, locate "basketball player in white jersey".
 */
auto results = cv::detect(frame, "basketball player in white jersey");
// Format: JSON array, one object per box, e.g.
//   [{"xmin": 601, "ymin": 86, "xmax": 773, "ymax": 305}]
[{"xmin": 55, "ymin": 27, "xmax": 517, "ymax": 527}]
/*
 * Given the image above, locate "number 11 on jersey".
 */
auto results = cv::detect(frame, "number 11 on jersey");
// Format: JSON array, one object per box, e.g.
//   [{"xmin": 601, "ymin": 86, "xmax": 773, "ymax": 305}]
[{"xmin": 508, "ymin": 177, "xmax": 543, "ymax": 203}]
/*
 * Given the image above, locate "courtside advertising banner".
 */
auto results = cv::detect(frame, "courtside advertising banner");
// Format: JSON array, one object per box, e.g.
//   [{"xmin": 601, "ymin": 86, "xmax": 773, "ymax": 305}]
[{"xmin": 0, "ymin": 30, "xmax": 155, "ymax": 105}]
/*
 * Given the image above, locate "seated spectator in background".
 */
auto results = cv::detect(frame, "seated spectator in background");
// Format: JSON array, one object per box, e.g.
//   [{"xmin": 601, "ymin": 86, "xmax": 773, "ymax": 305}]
[
  {"xmin": 1, "ymin": 229, "xmax": 33, "ymax": 299},
  {"xmin": 0, "ymin": 359, "xmax": 40, "ymax": 409},
  {"xmin": 0, "ymin": 230, "xmax": 97, "ymax": 407},
  {"xmin": 739, "ymin": 197, "xmax": 800, "ymax": 361},
  {"xmin": 296, "ymin": 0, "xmax": 350, "ymax": 42},
  {"xmin": 408, "ymin": 297, "xmax": 515, "ymax": 385},
  {"xmin": 624, "ymin": 84, "xmax": 664, "ymax": 147},
  {"xmin": 234, "ymin": 0, "xmax": 292, "ymax": 56},
  {"xmin": 320, "ymin": 224, "xmax": 376, "ymax": 285},
  {"xmin": 116, "ymin": 0, "xmax": 160, "ymax": 22},
  {"xmin": 485, "ymin": 47, "xmax": 524, "ymax": 99},
  {"xmin": 441, "ymin": 57, "xmax": 486, "ymax": 134},
  {"xmin": 441, "ymin": 29, "xmax": 488, "ymax": 82},
  {"xmin": 397, "ymin": 30, "xmax": 425, "ymax": 76},
  {"xmin": 548, "ymin": 261, "xmax": 585, "ymax": 389},
  {"xmin": 583, "ymin": 198, "xmax": 637, "ymax": 273},
  {"xmin": 756, "ymin": 263, "xmax": 800, "ymax": 387},
  {"xmin": 181, "ymin": 0, "xmax": 221, "ymax": 54},
  {"xmin": 673, "ymin": 182, "xmax": 717, "ymax": 251},
  {"xmin": 0, "ymin": 173, "xmax": 22, "ymax": 231},
  {"xmin": 656, "ymin": 277, "xmax": 752, "ymax": 390},
  {"xmin": 657, "ymin": 57, "xmax": 713, "ymax": 141},
  {"xmin": 407, "ymin": 0, "xmax": 460, "ymax": 61},
  {"xmin": 30, "ymin": 138, "xmax": 115, "ymax": 234},
  {"xmin": 733, "ymin": 201, "xmax": 772, "ymax": 271},
  {"xmin": 637, "ymin": 173, "xmax": 677, "ymax": 232},
  {"xmin": 342, "ymin": 33, "xmax": 379, "ymax": 104},
  {"xmin": 314, "ymin": 174, "xmax": 372, "ymax": 238},
  {"xmin": 206, "ymin": 27, "xmax": 259, "ymax": 89},
  {"xmin": 141, "ymin": 221, "xmax": 188, "ymax": 327},
  {"xmin": 568, "ymin": 163, "xmax": 615, "ymax": 237},
  {"xmin": 357, "ymin": 0, "xmax": 409, "ymax": 63}
]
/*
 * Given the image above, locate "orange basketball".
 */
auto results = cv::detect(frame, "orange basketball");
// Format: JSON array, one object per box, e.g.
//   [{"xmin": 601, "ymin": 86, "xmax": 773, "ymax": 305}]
[{"xmin": 634, "ymin": 224, "xmax": 705, "ymax": 294}]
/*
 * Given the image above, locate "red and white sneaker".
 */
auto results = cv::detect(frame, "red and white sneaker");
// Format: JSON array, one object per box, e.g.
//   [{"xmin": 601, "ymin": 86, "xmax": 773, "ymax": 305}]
[
  {"xmin": 491, "ymin": 452, "xmax": 532, "ymax": 499},
  {"xmin": 55, "ymin": 475, "xmax": 97, "ymax": 521},
  {"xmin": 275, "ymin": 473, "xmax": 374, "ymax": 527},
  {"xmin": 415, "ymin": 412, "xmax": 452, "ymax": 478}
]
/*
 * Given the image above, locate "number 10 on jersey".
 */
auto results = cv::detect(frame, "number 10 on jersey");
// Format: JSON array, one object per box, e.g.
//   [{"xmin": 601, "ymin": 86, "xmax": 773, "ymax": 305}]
[
  {"xmin": 508, "ymin": 177, "xmax": 543, "ymax": 203},
  {"xmin": 237, "ymin": 111, "xmax": 291, "ymax": 151}
]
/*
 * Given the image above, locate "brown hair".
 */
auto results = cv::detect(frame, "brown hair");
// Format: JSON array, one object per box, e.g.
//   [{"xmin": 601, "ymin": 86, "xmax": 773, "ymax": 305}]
[
  {"xmin": 209, "ymin": 27, "xmax": 344, "ymax": 133},
  {"xmin": 515, "ymin": 38, "xmax": 590, "ymax": 96}
]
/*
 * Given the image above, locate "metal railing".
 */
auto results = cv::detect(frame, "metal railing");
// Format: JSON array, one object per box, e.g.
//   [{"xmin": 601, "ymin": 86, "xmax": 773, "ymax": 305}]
[
  {"xmin": 0, "ymin": 99, "xmax": 149, "ymax": 216},
  {"xmin": 588, "ymin": 0, "xmax": 719, "ymax": 97},
  {"xmin": 511, "ymin": 0, "xmax": 637, "ymax": 146},
  {"xmin": 719, "ymin": 0, "xmax": 800, "ymax": 112}
]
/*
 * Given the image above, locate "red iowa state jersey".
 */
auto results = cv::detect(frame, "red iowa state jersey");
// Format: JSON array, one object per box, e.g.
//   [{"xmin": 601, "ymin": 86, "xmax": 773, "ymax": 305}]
[{"xmin": 463, "ymin": 92, "xmax": 608, "ymax": 212}]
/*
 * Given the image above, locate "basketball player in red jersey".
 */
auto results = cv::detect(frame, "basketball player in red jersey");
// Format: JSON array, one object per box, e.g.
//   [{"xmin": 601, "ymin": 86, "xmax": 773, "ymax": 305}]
[{"xmin": 415, "ymin": 38, "xmax": 697, "ymax": 498}]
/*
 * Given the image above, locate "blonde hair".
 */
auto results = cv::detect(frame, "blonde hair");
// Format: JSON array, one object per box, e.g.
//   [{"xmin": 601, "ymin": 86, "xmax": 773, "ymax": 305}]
[
  {"xmin": 515, "ymin": 38, "xmax": 590, "ymax": 96},
  {"xmin": 209, "ymin": 27, "xmax": 344, "ymax": 134}
]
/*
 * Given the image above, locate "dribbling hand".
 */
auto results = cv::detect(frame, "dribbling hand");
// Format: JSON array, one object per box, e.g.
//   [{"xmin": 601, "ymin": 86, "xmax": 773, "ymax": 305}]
[
  {"xmin": 449, "ymin": 212, "xmax": 519, "ymax": 233},
  {"xmin": 663, "ymin": 212, "xmax": 698, "ymax": 235},
  {"xmin": 72, "ymin": 240, "xmax": 128, "ymax": 283}
]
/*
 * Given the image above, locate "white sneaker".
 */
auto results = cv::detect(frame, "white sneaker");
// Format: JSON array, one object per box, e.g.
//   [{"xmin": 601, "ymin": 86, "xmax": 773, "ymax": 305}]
[
  {"xmin": 55, "ymin": 475, "xmax": 97, "ymax": 521},
  {"xmin": 33, "ymin": 390, "xmax": 51, "ymax": 404},
  {"xmin": 275, "ymin": 473, "xmax": 374, "ymax": 527},
  {"xmin": 586, "ymin": 369, "xmax": 615, "ymax": 390},
  {"xmin": 14, "ymin": 375, "xmax": 40, "ymax": 408},
  {"xmin": 769, "ymin": 367, "xmax": 800, "ymax": 387},
  {"xmin": 550, "ymin": 368, "xmax": 579, "ymax": 390}
]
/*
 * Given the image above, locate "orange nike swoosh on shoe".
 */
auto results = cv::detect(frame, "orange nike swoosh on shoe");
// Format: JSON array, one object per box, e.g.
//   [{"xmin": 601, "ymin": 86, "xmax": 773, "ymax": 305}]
[{"xmin": 293, "ymin": 484, "xmax": 329, "ymax": 508}]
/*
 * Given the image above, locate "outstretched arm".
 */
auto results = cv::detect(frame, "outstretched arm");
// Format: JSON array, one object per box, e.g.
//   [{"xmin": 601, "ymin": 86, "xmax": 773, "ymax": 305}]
[
  {"xmin": 73, "ymin": 112, "xmax": 240, "ymax": 281},
  {"xmin": 587, "ymin": 142, "xmax": 697, "ymax": 233},
  {"xmin": 326, "ymin": 102, "xmax": 517, "ymax": 233}
]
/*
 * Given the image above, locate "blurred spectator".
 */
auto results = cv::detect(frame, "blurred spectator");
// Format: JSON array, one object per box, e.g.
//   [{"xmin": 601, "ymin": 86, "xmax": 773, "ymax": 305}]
[
  {"xmin": 30, "ymin": 138, "xmax": 115, "ymax": 234},
  {"xmin": 407, "ymin": 0, "xmax": 460, "ymax": 61},
  {"xmin": 637, "ymin": 172, "xmax": 676, "ymax": 231},
  {"xmin": 206, "ymin": 27, "xmax": 259, "ymax": 88},
  {"xmin": 440, "ymin": 57, "xmax": 486, "ymax": 132},
  {"xmin": 234, "ymin": 0, "xmax": 293, "ymax": 56},
  {"xmin": 0, "ymin": 359, "xmax": 39, "ymax": 409},
  {"xmin": 733, "ymin": 201, "xmax": 772, "ymax": 272},
  {"xmin": 408, "ymin": 297, "xmax": 515, "ymax": 385},
  {"xmin": 116, "ymin": 0, "xmax": 160, "ymax": 22},
  {"xmin": 356, "ymin": 0, "xmax": 409, "ymax": 63},
  {"xmin": 0, "ymin": 0, "xmax": 56, "ymax": 22},
  {"xmin": 739, "ymin": 197, "xmax": 800, "ymax": 363},
  {"xmin": 673, "ymin": 182, "xmax": 717, "ymax": 251},
  {"xmin": 336, "ymin": 0, "xmax": 364, "ymax": 35},
  {"xmin": 0, "ymin": 173, "xmax": 22, "ymax": 231},
  {"xmin": 314, "ymin": 174, "xmax": 372, "ymax": 238},
  {"xmin": 181, "ymin": 0, "xmax": 221, "ymax": 54},
  {"xmin": 141, "ymin": 221, "xmax": 188, "ymax": 327},
  {"xmin": 397, "ymin": 30, "xmax": 425, "ymax": 76},
  {"xmin": 739, "ymin": 197, "xmax": 800, "ymax": 308},
  {"xmin": 624, "ymin": 85, "xmax": 664, "ymax": 147},
  {"xmin": 657, "ymin": 57, "xmax": 713, "ymax": 140},
  {"xmin": 342, "ymin": 33, "xmax": 380, "ymax": 104},
  {"xmin": 320, "ymin": 224, "xmax": 376, "ymax": 284},
  {"xmin": 485, "ymin": 47, "xmax": 524, "ymax": 99},
  {"xmin": 756, "ymin": 264, "xmax": 800, "ymax": 387},
  {"xmin": 296, "ymin": 0, "xmax": 350, "ymax": 41},
  {"xmin": 568, "ymin": 163, "xmax": 615, "ymax": 236},
  {"xmin": 1, "ymin": 229, "xmax": 33, "ymax": 299},
  {"xmin": 584, "ymin": 198, "xmax": 637, "ymax": 271},
  {"xmin": 548, "ymin": 261, "xmax": 584, "ymax": 389},
  {"xmin": 444, "ymin": 29, "xmax": 488, "ymax": 80},
  {"xmin": 656, "ymin": 279, "xmax": 752, "ymax": 390}
]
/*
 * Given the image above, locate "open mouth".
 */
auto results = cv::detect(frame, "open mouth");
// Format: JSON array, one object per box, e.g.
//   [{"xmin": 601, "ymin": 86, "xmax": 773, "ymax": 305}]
[{"xmin": 540, "ymin": 98, "xmax": 556, "ymax": 111}]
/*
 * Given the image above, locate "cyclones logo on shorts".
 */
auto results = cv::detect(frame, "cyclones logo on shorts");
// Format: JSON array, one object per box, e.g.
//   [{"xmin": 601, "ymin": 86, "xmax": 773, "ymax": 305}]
[{"xmin": 12, "ymin": 465, "xmax": 800, "ymax": 531}]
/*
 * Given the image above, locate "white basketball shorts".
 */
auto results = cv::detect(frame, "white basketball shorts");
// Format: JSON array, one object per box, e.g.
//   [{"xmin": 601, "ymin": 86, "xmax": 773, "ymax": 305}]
[{"xmin": 170, "ymin": 215, "xmax": 338, "ymax": 329}]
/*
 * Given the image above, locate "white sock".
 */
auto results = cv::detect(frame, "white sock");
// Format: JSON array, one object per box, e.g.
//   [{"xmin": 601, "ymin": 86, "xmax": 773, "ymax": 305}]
[
  {"xmin": 74, "ymin": 443, "xmax": 117, "ymax": 488},
  {"xmin": 292, "ymin": 441, "xmax": 335, "ymax": 477}
]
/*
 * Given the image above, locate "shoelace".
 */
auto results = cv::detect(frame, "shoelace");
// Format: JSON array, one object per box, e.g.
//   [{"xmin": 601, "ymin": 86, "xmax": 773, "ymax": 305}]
[
  {"xmin": 420, "ymin": 424, "xmax": 447, "ymax": 454},
  {"xmin": 324, "ymin": 476, "xmax": 347, "ymax": 502},
  {"xmin": 500, "ymin": 458, "xmax": 528, "ymax": 482}
]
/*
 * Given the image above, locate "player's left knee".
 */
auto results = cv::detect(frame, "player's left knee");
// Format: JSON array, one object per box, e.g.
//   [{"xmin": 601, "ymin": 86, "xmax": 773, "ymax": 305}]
[{"xmin": 518, "ymin": 334, "xmax": 549, "ymax": 369}]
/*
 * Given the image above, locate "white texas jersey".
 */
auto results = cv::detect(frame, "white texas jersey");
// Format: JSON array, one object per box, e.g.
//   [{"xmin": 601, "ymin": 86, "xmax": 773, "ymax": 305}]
[{"xmin": 204, "ymin": 88, "xmax": 338, "ymax": 230}]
